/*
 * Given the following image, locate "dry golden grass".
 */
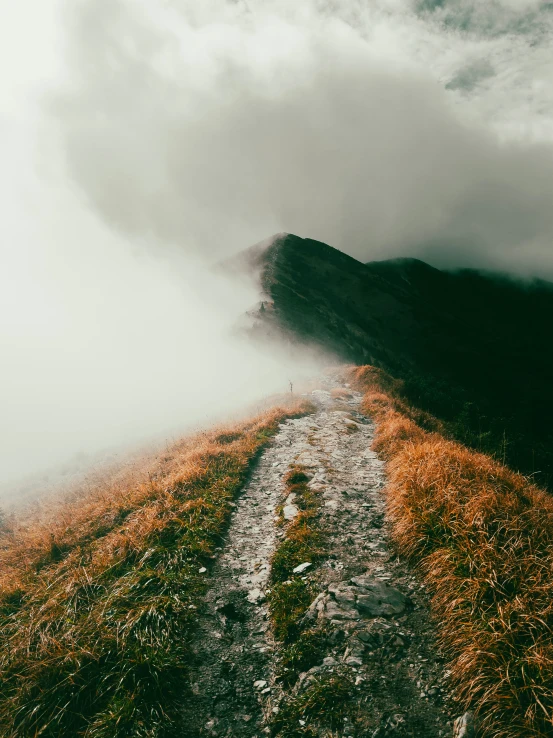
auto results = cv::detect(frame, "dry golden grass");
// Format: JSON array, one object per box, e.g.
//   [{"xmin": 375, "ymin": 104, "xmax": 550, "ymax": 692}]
[
  {"xmin": 0, "ymin": 397, "xmax": 314, "ymax": 738},
  {"xmin": 348, "ymin": 365, "xmax": 553, "ymax": 738}
]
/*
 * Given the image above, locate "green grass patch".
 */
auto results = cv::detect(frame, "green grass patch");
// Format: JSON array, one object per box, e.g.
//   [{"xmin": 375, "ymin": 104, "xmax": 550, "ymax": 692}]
[
  {"xmin": 269, "ymin": 579, "xmax": 315, "ymax": 643},
  {"xmin": 276, "ymin": 628, "xmax": 330, "ymax": 686},
  {"xmin": 270, "ymin": 527, "xmax": 324, "ymax": 584},
  {"xmin": 272, "ymin": 672, "xmax": 355, "ymax": 737}
]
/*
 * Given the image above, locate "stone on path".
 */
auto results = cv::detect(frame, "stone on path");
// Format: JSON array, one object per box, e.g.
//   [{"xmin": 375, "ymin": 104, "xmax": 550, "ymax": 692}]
[
  {"xmin": 452, "ymin": 712, "xmax": 475, "ymax": 738},
  {"xmin": 282, "ymin": 503, "xmax": 299, "ymax": 520},
  {"xmin": 292, "ymin": 562, "xmax": 312, "ymax": 574},
  {"xmin": 247, "ymin": 588, "xmax": 266, "ymax": 604},
  {"xmin": 351, "ymin": 576, "xmax": 408, "ymax": 617},
  {"xmin": 321, "ymin": 578, "xmax": 408, "ymax": 621}
]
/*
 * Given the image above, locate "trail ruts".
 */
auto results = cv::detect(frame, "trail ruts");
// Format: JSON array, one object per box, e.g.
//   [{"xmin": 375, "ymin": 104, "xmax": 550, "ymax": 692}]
[{"xmin": 180, "ymin": 377, "xmax": 457, "ymax": 738}]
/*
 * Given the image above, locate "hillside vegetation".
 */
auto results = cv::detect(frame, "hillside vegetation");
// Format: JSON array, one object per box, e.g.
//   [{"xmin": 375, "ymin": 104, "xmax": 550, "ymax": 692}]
[
  {"xmin": 348, "ymin": 365, "xmax": 553, "ymax": 738},
  {"xmin": 248, "ymin": 233, "xmax": 553, "ymax": 490},
  {"xmin": 0, "ymin": 398, "xmax": 314, "ymax": 738}
]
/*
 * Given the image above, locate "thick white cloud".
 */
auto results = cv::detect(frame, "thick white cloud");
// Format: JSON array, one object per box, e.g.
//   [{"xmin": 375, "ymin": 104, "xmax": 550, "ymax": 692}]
[{"xmin": 52, "ymin": 0, "xmax": 553, "ymax": 273}]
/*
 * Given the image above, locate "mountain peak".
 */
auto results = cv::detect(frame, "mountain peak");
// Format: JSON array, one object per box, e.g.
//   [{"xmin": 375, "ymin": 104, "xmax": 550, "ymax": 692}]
[{"xmin": 239, "ymin": 233, "xmax": 553, "ymax": 487}]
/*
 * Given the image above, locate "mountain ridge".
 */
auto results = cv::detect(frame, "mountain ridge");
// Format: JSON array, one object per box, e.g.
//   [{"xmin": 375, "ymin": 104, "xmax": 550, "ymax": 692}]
[{"xmin": 243, "ymin": 232, "xmax": 553, "ymax": 487}]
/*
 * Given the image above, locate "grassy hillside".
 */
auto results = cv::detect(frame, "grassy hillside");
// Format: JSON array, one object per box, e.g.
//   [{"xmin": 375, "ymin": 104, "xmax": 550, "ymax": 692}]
[
  {"xmin": 348, "ymin": 365, "xmax": 553, "ymax": 737},
  {"xmin": 0, "ymin": 398, "xmax": 314, "ymax": 738},
  {"xmin": 248, "ymin": 233, "xmax": 553, "ymax": 490}
]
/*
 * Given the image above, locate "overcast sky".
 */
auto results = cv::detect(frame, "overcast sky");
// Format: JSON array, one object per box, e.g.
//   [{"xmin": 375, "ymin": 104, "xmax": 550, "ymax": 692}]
[
  {"xmin": 1, "ymin": 0, "xmax": 553, "ymax": 489},
  {"xmin": 51, "ymin": 0, "xmax": 553, "ymax": 273}
]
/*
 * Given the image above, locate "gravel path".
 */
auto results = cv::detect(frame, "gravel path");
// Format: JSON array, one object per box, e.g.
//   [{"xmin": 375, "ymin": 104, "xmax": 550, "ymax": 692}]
[{"xmin": 181, "ymin": 378, "xmax": 461, "ymax": 737}]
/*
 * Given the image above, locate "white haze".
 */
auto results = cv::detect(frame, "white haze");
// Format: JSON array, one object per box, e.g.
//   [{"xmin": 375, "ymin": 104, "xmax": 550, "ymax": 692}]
[
  {"xmin": 0, "ymin": 163, "xmax": 324, "ymax": 492},
  {"xmin": 2, "ymin": 0, "xmax": 553, "ymax": 492},
  {"xmin": 0, "ymin": 0, "xmax": 326, "ymax": 495}
]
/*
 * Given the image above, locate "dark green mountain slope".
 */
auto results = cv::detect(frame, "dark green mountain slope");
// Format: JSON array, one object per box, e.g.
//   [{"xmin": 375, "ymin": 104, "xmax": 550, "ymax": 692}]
[{"xmin": 244, "ymin": 233, "xmax": 553, "ymax": 489}]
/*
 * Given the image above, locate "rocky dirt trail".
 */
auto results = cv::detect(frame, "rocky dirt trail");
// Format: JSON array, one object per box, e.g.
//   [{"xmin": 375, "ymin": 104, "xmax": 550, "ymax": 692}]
[{"xmin": 181, "ymin": 378, "xmax": 466, "ymax": 737}]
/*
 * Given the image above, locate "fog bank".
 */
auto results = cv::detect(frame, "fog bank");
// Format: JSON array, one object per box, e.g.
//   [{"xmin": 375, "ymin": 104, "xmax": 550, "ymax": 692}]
[
  {"xmin": 0, "ymin": 156, "xmax": 323, "ymax": 493},
  {"xmin": 3, "ymin": 0, "xmax": 553, "ymax": 493}
]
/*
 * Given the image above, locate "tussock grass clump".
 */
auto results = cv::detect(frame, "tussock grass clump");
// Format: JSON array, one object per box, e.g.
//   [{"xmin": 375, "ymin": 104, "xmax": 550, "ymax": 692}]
[
  {"xmin": 285, "ymin": 468, "xmax": 311, "ymax": 486},
  {"xmin": 0, "ymin": 399, "xmax": 314, "ymax": 738},
  {"xmin": 348, "ymin": 365, "xmax": 553, "ymax": 737},
  {"xmin": 277, "ymin": 628, "xmax": 330, "ymax": 686},
  {"xmin": 270, "ymin": 579, "xmax": 316, "ymax": 643},
  {"xmin": 272, "ymin": 672, "xmax": 355, "ymax": 737}
]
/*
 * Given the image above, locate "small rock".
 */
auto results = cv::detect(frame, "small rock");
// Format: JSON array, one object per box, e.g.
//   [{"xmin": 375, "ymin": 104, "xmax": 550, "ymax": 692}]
[
  {"xmin": 344, "ymin": 419, "xmax": 359, "ymax": 430},
  {"xmin": 372, "ymin": 714, "xmax": 405, "ymax": 736},
  {"xmin": 345, "ymin": 656, "xmax": 363, "ymax": 666},
  {"xmin": 357, "ymin": 630, "xmax": 375, "ymax": 644},
  {"xmin": 322, "ymin": 656, "xmax": 338, "ymax": 666},
  {"xmin": 247, "ymin": 588, "xmax": 266, "ymax": 605},
  {"xmin": 299, "ymin": 592, "xmax": 327, "ymax": 627},
  {"xmin": 351, "ymin": 578, "xmax": 408, "ymax": 617},
  {"xmin": 283, "ymin": 504, "xmax": 299, "ymax": 520},
  {"xmin": 328, "ymin": 628, "xmax": 346, "ymax": 645},
  {"xmin": 292, "ymin": 562, "xmax": 312, "ymax": 574},
  {"xmin": 452, "ymin": 712, "xmax": 475, "ymax": 738},
  {"xmin": 254, "ymin": 680, "xmax": 268, "ymax": 690},
  {"xmin": 328, "ymin": 583, "xmax": 357, "ymax": 611},
  {"xmin": 324, "ymin": 599, "xmax": 359, "ymax": 621},
  {"xmin": 198, "ymin": 567, "xmax": 207, "ymax": 574}
]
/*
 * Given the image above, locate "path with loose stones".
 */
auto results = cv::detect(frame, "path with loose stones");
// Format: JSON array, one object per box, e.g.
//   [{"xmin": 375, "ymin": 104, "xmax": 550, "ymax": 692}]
[{"xmin": 180, "ymin": 377, "xmax": 461, "ymax": 738}]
